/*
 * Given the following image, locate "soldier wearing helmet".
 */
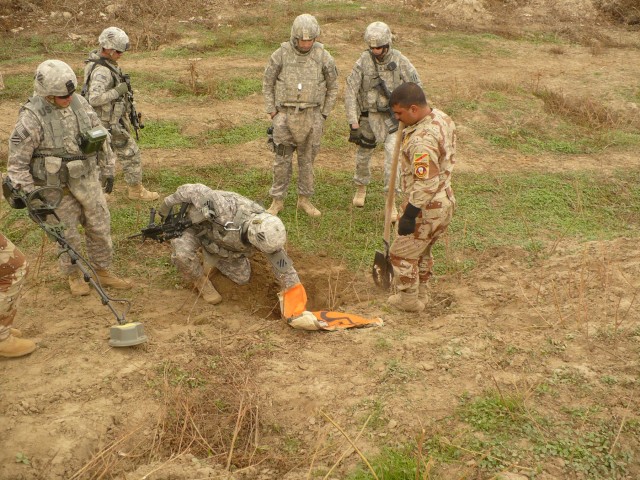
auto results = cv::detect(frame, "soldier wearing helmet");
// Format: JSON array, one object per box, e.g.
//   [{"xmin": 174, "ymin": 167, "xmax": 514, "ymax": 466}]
[
  {"xmin": 156, "ymin": 184, "xmax": 315, "ymax": 328},
  {"xmin": 6, "ymin": 60, "xmax": 130, "ymax": 296},
  {"xmin": 263, "ymin": 14, "xmax": 339, "ymax": 218},
  {"xmin": 345, "ymin": 22, "xmax": 422, "ymax": 217},
  {"xmin": 82, "ymin": 26, "xmax": 159, "ymax": 202}
]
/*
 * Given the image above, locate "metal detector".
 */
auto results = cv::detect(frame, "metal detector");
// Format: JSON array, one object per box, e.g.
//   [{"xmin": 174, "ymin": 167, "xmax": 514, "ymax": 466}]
[{"xmin": 5, "ymin": 181, "xmax": 148, "ymax": 347}]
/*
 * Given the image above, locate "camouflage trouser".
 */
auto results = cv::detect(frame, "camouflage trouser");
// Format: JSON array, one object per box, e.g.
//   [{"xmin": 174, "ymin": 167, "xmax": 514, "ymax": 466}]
[
  {"xmin": 390, "ymin": 190, "xmax": 455, "ymax": 291},
  {"xmin": 269, "ymin": 106, "xmax": 324, "ymax": 198},
  {"xmin": 353, "ymin": 112, "xmax": 400, "ymax": 193},
  {"xmin": 0, "ymin": 233, "xmax": 28, "ymax": 341},
  {"xmin": 55, "ymin": 164, "xmax": 113, "ymax": 275},
  {"xmin": 171, "ymin": 228, "xmax": 251, "ymax": 285},
  {"xmin": 111, "ymin": 127, "xmax": 142, "ymax": 186}
]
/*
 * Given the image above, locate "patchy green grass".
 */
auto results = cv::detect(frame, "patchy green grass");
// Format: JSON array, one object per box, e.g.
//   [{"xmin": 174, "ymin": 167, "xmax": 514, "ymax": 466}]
[
  {"xmin": 210, "ymin": 76, "xmax": 262, "ymax": 100},
  {"xmin": 205, "ymin": 120, "xmax": 269, "ymax": 145},
  {"xmin": 0, "ymin": 73, "xmax": 33, "ymax": 100},
  {"xmin": 136, "ymin": 120, "xmax": 196, "ymax": 148},
  {"xmin": 422, "ymin": 33, "xmax": 505, "ymax": 56}
]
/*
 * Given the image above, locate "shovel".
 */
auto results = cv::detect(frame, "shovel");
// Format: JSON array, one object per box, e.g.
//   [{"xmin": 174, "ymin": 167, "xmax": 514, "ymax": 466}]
[{"xmin": 372, "ymin": 121, "xmax": 405, "ymax": 290}]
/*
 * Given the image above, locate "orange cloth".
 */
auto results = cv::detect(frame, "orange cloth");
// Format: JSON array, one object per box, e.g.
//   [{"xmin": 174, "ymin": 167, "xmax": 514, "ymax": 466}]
[{"xmin": 281, "ymin": 283, "xmax": 307, "ymax": 319}]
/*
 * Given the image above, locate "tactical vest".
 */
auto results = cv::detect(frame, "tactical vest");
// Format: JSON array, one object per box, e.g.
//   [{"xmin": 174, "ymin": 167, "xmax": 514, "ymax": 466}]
[
  {"xmin": 23, "ymin": 95, "xmax": 96, "ymax": 186},
  {"xmin": 191, "ymin": 194, "xmax": 264, "ymax": 257},
  {"xmin": 359, "ymin": 49, "xmax": 403, "ymax": 112},
  {"xmin": 82, "ymin": 54, "xmax": 128, "ymax": 127},
  {"xmin": 275, "ymin": 42, "xmax": 326, "ymax": 108}
]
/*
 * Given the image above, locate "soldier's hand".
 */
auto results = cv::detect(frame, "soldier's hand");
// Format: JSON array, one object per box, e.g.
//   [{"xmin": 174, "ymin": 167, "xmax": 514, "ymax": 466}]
[
  {"xmin": 102, "ymin": 176, "xmax": 114, "ymax": 194},
  {"xmin": 348, "ymin": 126, "xmax": 361, "ymax": 145},
  {"xmin": 397, "ymin": 203, "xmax": 421, "ymax": 236},
  {"xmin": 114, "ymin": 82, "xmax": 129, "ymax": 97},
  {"xmin": 157, "ymin": 201, "xmax": 171, "ymax": 220}
]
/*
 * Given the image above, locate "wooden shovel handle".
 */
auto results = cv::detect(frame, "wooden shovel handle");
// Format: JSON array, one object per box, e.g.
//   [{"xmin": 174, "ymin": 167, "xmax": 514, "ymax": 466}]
[{"xmin": 383, "ymin": 121, "xmax": 405, "ymax": 244}]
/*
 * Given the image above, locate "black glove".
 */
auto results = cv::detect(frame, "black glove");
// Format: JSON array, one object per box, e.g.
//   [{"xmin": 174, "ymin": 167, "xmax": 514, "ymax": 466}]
[
  {"xmin": 348, "ymin": 127, "xmax": 361, "ymax": 145},
  {"xmin": 397, "ymin": 203, "xmax": 421, "ymax": 236},
  {"xmin": 102, "ymin": 176, "xmax": 114, "ymax": 194}
]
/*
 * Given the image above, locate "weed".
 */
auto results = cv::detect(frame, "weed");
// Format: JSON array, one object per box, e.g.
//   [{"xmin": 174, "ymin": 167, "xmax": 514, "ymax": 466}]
[
  {"xmin": 15, "ymin": 452, "xmax": 30, "ymax": 465},
  {"xmin": 137, "ymin": 120, "xmax": 195, "ymax": 149}
]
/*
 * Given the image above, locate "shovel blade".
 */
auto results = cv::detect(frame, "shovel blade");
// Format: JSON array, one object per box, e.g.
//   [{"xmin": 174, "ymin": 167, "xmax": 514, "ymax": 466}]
[{"xmin": 372, "ymin": 250, "xmax": 393, "ymax": 290}]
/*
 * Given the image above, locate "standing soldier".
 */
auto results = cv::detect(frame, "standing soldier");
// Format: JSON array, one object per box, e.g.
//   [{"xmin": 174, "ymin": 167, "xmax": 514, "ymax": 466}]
[
  {"xmin": 263, "ymin": 14, "xmax": 339, "ymax": 218},
  {"xmin": 345, "ymin": 22, "xmax": 421, "ymax": 220},
  {"xmin": 0, "ymin": 232, "xmax": 36, "ymax": 358},
  {"xmin": 387, "ymin": 83, "xmax": 456, "ymax": 312},
  {"xmin": 83, "ymin": 26, "xmax": 159, "ymax": 201},
  {"xmin": 6, "ymin": 60, "xmax": 130, "ymax": 296}
]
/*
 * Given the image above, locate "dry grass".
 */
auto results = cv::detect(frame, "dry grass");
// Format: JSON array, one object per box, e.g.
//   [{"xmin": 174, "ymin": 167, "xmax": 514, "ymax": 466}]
[{"xmin": 533, "ymin": 87, "xmax": 621, "ymax": 129}]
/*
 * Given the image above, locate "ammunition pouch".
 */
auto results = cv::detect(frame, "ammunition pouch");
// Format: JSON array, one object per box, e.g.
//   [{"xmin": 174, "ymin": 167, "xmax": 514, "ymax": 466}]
[{"xmin": 79, "ymin": 126, "xmax": 108, "ymax": 154}]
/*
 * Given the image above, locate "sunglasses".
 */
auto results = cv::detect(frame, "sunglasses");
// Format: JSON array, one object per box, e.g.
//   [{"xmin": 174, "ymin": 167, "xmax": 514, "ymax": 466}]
[
  {"xmin": 56, "ymin": 92, "xmax": 73, "ymax": 100},
  {"xmin": 115, "ymin": 50, "xmax": 124, "ymax": 54}
]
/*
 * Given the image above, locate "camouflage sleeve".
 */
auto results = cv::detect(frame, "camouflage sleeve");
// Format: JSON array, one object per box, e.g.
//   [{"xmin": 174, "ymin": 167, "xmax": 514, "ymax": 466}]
[
  {"xmin": 7, "ymin": 110, "xmax": 43, "ymax": 193},
  {"xmin": 399, "ymin": 54, "xmax": 422, "ymax": 88},
  {"xmin": 87, "ymin": 65, "xmax": 119, "ymax": 108},
  {"xmin": 404, "ymin": 126, "xmax": 441, "ymax": 207},
  {"xmin": 321, "ymin": 51, "xmax": 339, "ymax": 117},
  {"xmin": 262, "ymin": 49, "xmax": 282, "ymax": 114},
  {"xmin": 344, "ymin": 58, "xmax": 365, "ymax": 125},
  {"xmin": 163, "ymin": 183, "xmax": 213, "ymax": 211}
]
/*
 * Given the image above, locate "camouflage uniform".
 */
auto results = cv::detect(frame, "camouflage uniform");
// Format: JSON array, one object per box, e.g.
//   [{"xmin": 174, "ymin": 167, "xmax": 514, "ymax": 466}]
[
  {"xmin": 0, "ymin": 233, "xmax": 28, "ymax": 341},
  {"xmin": 7, "ymin": 81, "xmax": 116, "ymax": 276},
  {"xmin": 263, "ymin": 18, "xmax": 339, "ymax": 200},
  {"xmin": 83, "ymin": 49, "xmax": 142, "ymax": 187},
  {"xmin": 345, "ymin": 24, "xmax": 421, "ymax": 192},
  {"xmin": 390, "ymin": 108, "xmax": 457, "ymax": 291},
  {"xmin": 162, "ymin": 184, "xmax": 300, "ymax": 289}
]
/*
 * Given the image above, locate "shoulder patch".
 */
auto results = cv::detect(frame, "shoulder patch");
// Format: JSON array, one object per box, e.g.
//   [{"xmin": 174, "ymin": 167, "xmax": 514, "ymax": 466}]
[
  {"xmin": 413, "ymin": 153, "xmax": 429, "ymax": 163},
  {"xmin": 10, "ymin": 123, "xmax": 30, "ymax": 145},
  {"xmin": 414, "ymin": 162, "xmax": 429, "ymax": 179}
]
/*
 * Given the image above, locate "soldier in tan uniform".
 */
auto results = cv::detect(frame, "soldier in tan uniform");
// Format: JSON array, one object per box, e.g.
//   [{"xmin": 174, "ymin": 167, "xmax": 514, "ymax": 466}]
[
  {"xmin": 0, "ymin": 232, "xmax": 36, "ymax": 358},
  {"xmin": 263, "ymin": 14, "xmax": 339, "ymax": 218},
  {"xmin": 387, "ymin": 83, "xmax": 456, "ymax": 312},
  {"xmin": 6, "ymin": 60, "xmax": 130, "ymax": 296},
  {"xmin": 82, "ymin": 26, "xmax": 158, "ymax": 201},
  {"xmin": 344, "ymin": 22, "xmax": 422, "ymax": 219}
]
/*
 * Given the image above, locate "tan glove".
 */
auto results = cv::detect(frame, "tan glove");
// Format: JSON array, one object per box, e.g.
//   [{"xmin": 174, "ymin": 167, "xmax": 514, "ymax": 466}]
[
  {"xmin": 288, "ymin": 311, "xmax": 327, "ymax": 331},
  {"xmin": 114, "ymin": 82, "xmax": 128, "ymax": 97}
]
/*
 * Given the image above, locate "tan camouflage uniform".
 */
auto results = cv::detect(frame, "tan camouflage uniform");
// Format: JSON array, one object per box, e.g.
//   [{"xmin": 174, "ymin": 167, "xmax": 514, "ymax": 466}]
[
  {"xmin": 390, "ymin": 108, "xmax": 457, "ymax": 291},
  {"xmin": 0, "ymin": 233, "xmax": 28, "ymax": 341},
  {"xmin": 7, "ymin": 94, "xmax": 116, "ymax": 275},
  {"xmin": 163, "ymin": 184, "xmax": 300, "ymax": 288},
  {"xmin": 263, "ymin": 39, "xmax": 338, "ymax": 199},
  {"xmin": 83, "ymin": 50, "xmax": 143, "ymax": 186},
  {"xmin": 345, "ymin": 49, "xmax": 421, "ymax": 191}
]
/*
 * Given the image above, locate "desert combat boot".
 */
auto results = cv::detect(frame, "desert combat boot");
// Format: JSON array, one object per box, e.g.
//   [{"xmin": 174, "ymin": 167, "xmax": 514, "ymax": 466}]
[
  {"xmin": 0, "ymin": 334, "xmax": 36, "ymax": 358},
  {"xmin": 297, "ymin": 196, "xmax": 321, "ymax": 218},
  {"xmin": 193, "ymin": 275, "xmax": 222, "ymax": 305},
  {"xmin": 95, "ymin": 269, "xmax": 131, "ymax": 289},
  {"xmin": 68, "ymin": 271, "xmax": 91, "ymax": 296},
  {"xmin": 352, "ymin": 185, "xmax": 367, "ymax": 207},
  {"xmin": 128, "ymin": 184, "xmax": 159, "ymax": 201},
  {"xmin": 266, "ymin": 198, "xmax": 284, "ymax": 216},
  {"xmin": 387, "ymin": 286, "xmax": 425, "ymax": 312}
]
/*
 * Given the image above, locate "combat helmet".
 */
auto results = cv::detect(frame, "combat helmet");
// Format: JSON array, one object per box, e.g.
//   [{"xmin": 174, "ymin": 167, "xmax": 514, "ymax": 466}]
[
  {"xmin": 99, "ymin": 26, "xmax": 130, "ymax": 52},
  {"xmin": 33, "ymin": 59, "xmax": 77, "ymax": 97},
  {"xmin": 246, "ymin": 213, "xmax": 286, "ymax": 253},
  {"xmin": 290, "ymin": 13, "xmax": 320, "ymax": 51},
  {"xmin": 364, "ymin": 21, "xmax": 392, "ymax": 48}
]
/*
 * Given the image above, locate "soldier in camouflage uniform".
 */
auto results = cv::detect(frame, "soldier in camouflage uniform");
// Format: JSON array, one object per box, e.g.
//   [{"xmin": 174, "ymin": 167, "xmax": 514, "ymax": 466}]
[
  {"xmin": 83, "ymin": 26, "xmax": 158, "ymax": 201},
  {"xmin": 387, "ymin": 83, "xmax": 456, "ymax": 312},
  {"xmin": 344, "ymin": 22, "xmax": 421, "ymax": 216},
  {"xmin": 6, "ymin": 60, "xmax": 130, "ymax": 296},
  {"xmin": 0, "ymin": 232, "xmax": 36, "ymax": 358},
  {"xmin": 263, "ymin": 14, "xmax": 339, "ymax": 218},
  {"xmin": 158, "ymin": 184, "xmax": 317, "ymax": 328},
  {"xmin": 345, "ymin": 22, "xmax": 422, "ymax": 220}
]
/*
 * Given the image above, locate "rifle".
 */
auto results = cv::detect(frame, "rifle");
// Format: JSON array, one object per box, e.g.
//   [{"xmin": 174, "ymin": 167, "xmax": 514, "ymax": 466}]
[
  {"xmin": 369, "ymin": 54, "xmax": 399, "ymax": 134},
  {"xmin": 129, "ymin": 203, "xmax": 192, "ymax": 243},
  {"xmin": 122, "ymin": 73, "xmax": 144, "ymax": 140},
  {"xmin": 1, "ymin": 176, "xmax": 132, "ymax": 326}
]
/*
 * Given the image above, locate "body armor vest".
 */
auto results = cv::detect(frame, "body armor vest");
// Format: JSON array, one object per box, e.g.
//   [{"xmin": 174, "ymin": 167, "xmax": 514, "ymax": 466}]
[
  {"xmin": 83, "ymin": 53, "xmax": 129, "ymax": 127},
  {"xmin": 23, "ymin": 95, "xmax": 96, "ymax": 186},
  {"xmin": 359, "ymin": 50, "xmax": 403, "ymax": 112},
  {"xmin": 275, "ymin": 42, "xmax": 326, "ymax": 108}
]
